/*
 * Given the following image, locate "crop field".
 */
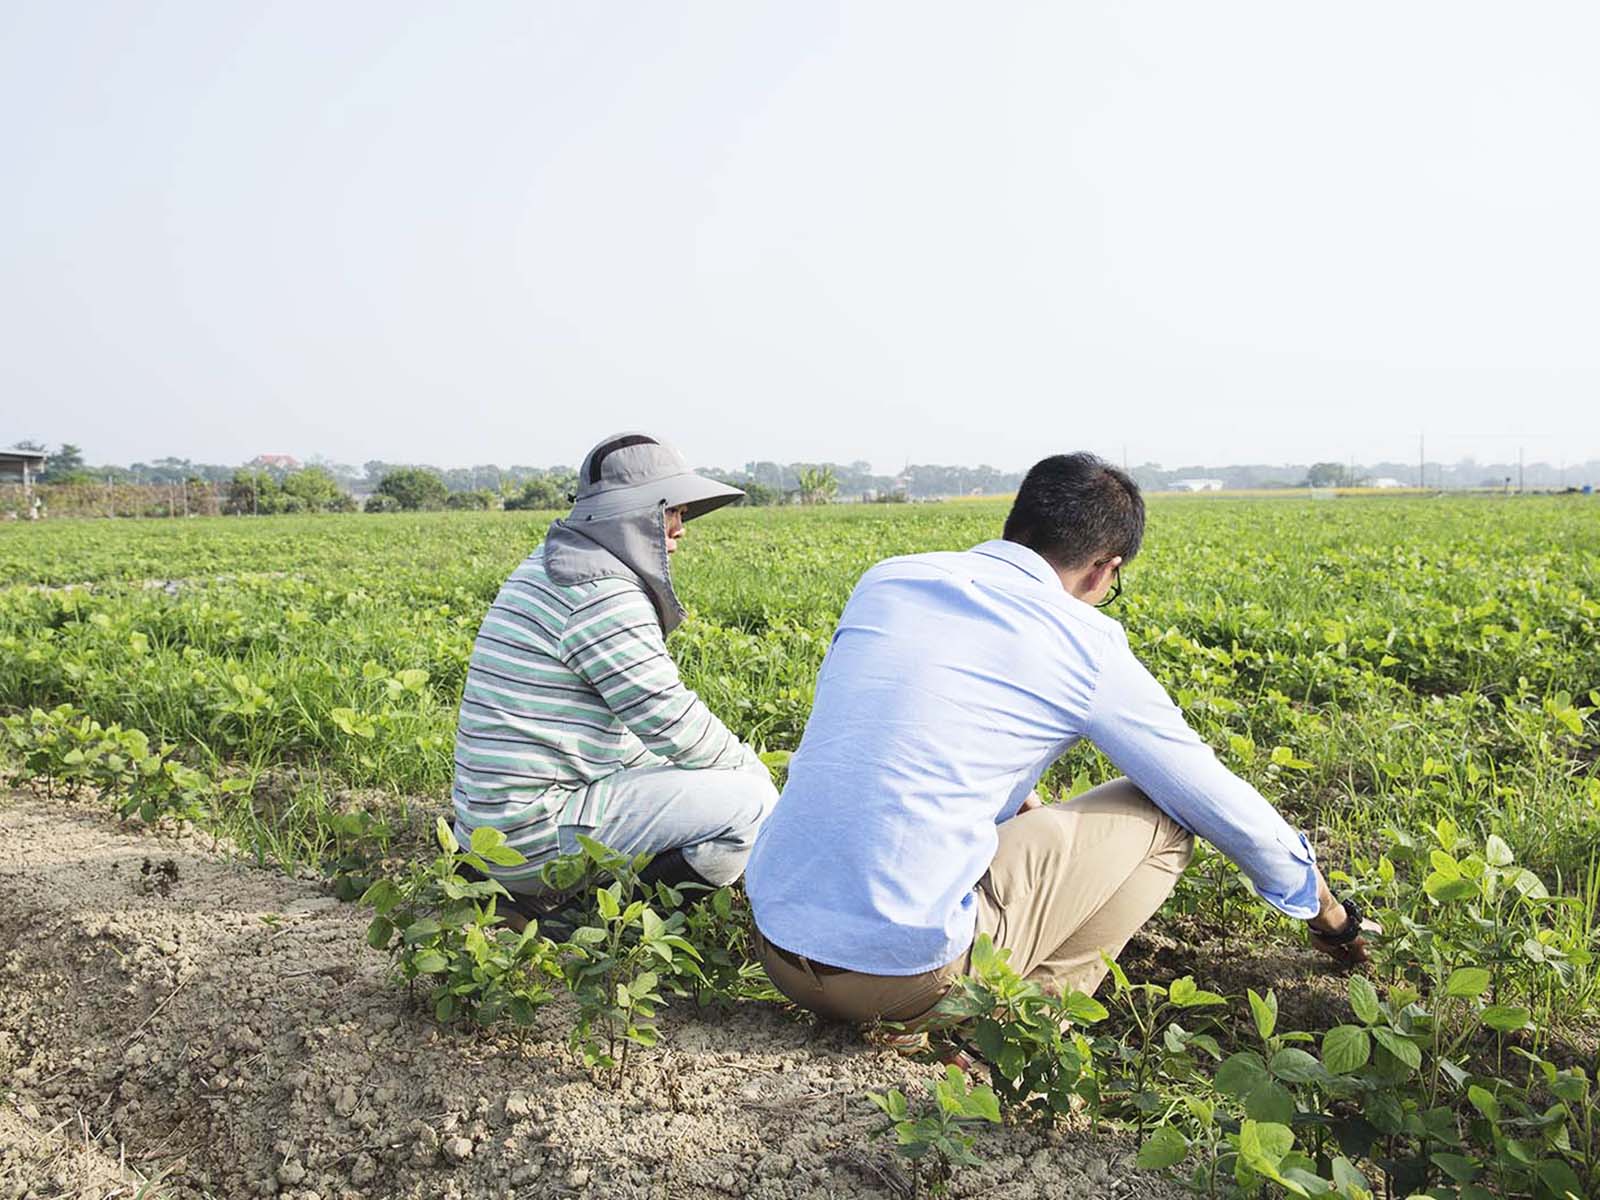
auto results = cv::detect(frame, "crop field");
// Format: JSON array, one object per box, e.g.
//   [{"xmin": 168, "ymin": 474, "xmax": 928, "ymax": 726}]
[{"xmin": 2, "ymin": 496, "xmax": 1598, "ymax": 1199}]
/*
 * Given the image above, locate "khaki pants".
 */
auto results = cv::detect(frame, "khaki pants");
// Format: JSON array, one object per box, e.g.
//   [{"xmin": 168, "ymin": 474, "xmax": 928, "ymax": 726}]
[{"xmin": 757, "ymin": 779, "xmax": 1194, "ymax": 1026}]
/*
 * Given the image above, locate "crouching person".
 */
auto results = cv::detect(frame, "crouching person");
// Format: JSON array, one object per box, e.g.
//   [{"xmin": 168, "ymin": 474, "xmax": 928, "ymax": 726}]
[
  {"xmin": 452, "ymin": 433, "xmax": 777, "ymax": 910},
  {"xmin": 744, "ymin": 453, "xmax": 1370, "ymax": 1045}
]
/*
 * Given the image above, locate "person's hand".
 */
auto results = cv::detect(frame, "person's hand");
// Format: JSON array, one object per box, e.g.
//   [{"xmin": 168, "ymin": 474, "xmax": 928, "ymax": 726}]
[
  {"xmin": 1307, "ymin": 902, "xmax": 1381, "ymax": 968},
  {"xmin": 1019, "ymin": 791, "xmax": 1043, "ymax": 813}
]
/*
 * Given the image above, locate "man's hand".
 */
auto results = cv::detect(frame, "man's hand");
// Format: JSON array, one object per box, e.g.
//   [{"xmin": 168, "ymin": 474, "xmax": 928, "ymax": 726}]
[
  {"xmin": 1308, "ymin": 907, "xmax": 1376, "ymax": 967},
  {"xmin": 1308, "ymin": 873, "xmax": 1378, "ymax": 968}
]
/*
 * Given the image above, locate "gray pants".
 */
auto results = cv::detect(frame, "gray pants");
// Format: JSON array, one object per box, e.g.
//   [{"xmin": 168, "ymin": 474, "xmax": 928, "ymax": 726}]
[{"xmin": 481, "ymin": 761, "xmax": 778, "ymax": 893}]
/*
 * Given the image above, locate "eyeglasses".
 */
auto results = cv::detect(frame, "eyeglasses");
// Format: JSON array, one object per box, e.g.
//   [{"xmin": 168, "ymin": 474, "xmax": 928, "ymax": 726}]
[{"xmin": 1093, "ymin": 560, "xmax": 1123, "ymax": 608}]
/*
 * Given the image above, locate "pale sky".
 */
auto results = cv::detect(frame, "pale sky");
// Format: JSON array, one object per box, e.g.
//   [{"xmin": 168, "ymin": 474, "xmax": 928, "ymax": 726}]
[{"xmin": 3, "ymin": 3, "xmax": 1596, "ymax": 473}]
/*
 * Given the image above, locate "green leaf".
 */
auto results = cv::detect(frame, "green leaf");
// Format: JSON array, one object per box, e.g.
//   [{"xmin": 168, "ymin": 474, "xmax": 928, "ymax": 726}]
[
  {"xmin": 1270, "ymin": 745, "xmax": 1314, "ymax": 770},
  {"xmin": 359, "ymin": 878, "xmax": 401, "ymax": 913},
  {"xmin": 1322, "ymin": 1024, "xmax": 1370, "ymax": 1075},
  {"xmin": 595, "ymin": 887, "xmax": 620, "ymax": 920},
  {"xmin": 412, "ymin": 948, "xmax": 448, "ymax": 974},
  {"xmin": 1483, "ymin": 834, "xmax": 1514, "ymax": 868},
  {"xmin": 329, "ymin": 707, "xmax": 375, "ymax": 739},
  {"xmin": 1465, "ymin": 1088, "xmax": 1504, "ymax": 1126},
  {"xmin": 1168, "ymin": 976, "xmax": 1226, "ymax": 1008},
  {"xmin": 1444, "ymin": 966, "xmax": 1492, "ymax": 998},
  {"xmin": 478, "ymin": 844, "xmax": 525, "ymax": 867},
  {"xmin": 1239, "ymin": 1118, "xmax": 1296, "ymax": 1171},
  {"xmin": 1330, "ymin": 1157, "xmax": 1370, "ymax": 1195},
  {"xmin": 1269, "ymin": 1048, "xmax": 1324, "ymax": 1084},
  {"xmin": 1248, "ymin": 988, "xmax": 1278, "ymax": 1040},
  {"xmin": 868, "ymin": 1089, "xmax": 908, "ymax": 1120},
  {"xmin": 1102, "ymin": 953, "xmax": 1131, "ymax": 994},
  {"xmin": 1245, "ymin": 1080, "xmax": 1295, "ymax": 1125},
  {"xmin": 1136, "ymin": 1124, "xmax": 1188, "ymax": 1170},
  {"xmin": 1535, "ymin": 1158, "xmax": 1583, "ymax": 1197},
  {"xmin": 1424, "ymin": 871, "xmax": 1478, "ymax": 902},
  {"xmin": 365, "ymin": 915, "xmax": 394, "ymax": 949},
  {"xmin": 435, "ymin": 816, "xmax": 460, "ymax": 854},
  {"xmin": 1481, "ymin": 1004, "xmax": 1532, "ymax": 1033},
  {"xmin": 1348, "ymin": 975, "xmax": 1382, "ymax": 1025},
  {"xmin": 1215, "ymin": 1051, "xmax": 1271, "ymax": 1099},
  {"xmin": 1430, "ymin": 1153, "xmax": 1480, "ymax": 1183},
  {"xmin": 1509, "ymin": 869, "xmax": 1549, "ymax": 900},
  {"xmin": 1372, "ymin": 1027, "xmax": 1422, "ymax": 1071},
  {"xmin": 1060, "ymin": 991, "xmax": 1109, "ymax": 1024},
  {"xmin": 961, "ymin": 1086, "xmax": 1001, "ymax": 1124}
]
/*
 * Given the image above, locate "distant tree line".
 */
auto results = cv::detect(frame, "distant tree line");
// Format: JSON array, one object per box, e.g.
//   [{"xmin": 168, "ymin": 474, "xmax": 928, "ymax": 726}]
[{"xmin": 8, "ymin": 440, "xmax": 1598, "ymax": 521}]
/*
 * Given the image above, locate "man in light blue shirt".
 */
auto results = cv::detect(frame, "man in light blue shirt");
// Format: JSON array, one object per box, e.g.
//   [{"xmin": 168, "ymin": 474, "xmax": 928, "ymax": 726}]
[{"xmin": 744, "ymin": 453, "xmax": 1369, "ymax": 1030}]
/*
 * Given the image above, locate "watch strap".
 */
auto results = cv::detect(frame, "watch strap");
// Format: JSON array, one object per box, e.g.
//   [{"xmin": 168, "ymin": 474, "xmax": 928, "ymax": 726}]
[{"xmin": 1310, "ymin": 896, "xmax": 1365, "ymax": 945}]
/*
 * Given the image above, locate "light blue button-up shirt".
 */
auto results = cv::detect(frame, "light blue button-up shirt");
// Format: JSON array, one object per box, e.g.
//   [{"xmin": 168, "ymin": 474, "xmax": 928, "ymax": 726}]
[{"xmin": 744, "ymin": 539, "xmax": 1321, "ymax": 976}]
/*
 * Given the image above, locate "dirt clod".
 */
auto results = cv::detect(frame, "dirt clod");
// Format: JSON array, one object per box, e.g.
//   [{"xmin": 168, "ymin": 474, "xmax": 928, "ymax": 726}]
[{"xmin": 138, "ymin": 854, "xmax": 180, "ymax": 896}]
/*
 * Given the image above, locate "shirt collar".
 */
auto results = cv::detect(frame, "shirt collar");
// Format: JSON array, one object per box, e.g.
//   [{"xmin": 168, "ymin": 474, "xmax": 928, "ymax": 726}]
[{"xmin": 970, "ymin": 539, "xmax": 1062, "ymax": 588}]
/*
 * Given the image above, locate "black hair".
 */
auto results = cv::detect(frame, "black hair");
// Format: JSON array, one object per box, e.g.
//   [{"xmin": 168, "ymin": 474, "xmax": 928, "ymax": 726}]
[{"xmin": 1002, "ymin": 453, "xmax": 1145, "ymax": 569}]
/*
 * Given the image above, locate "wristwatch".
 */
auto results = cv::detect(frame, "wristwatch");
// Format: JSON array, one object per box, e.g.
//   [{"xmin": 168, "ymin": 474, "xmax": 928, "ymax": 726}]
[{"xmin": 1309, "ymin": 895, "xmax": 1365, "ymax": 945}]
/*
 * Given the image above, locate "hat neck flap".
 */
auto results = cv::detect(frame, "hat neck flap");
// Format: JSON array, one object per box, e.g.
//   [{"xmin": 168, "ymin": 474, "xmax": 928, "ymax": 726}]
[{"xmin": 543, "ymin": 504, "xmax": 687, "ymax": 635}]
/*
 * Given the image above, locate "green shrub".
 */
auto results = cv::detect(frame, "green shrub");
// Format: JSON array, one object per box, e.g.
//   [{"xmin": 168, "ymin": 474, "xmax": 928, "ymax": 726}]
[
  {"xmin": 362, "ymin": 819, "xmax": 559, "ymax": 1028},
  {"xmin": 541, "ymin": 836, "xmax": 706, "ymax": 1084},
  {"xmin": 867, "ymin": 1066, "xmax": 1001, "ymax": 1196}
]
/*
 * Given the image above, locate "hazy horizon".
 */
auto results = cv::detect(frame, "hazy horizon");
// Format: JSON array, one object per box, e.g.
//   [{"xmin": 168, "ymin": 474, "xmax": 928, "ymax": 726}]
[{"xmin": 4, "ymin": 4, "xmax": 1597, "ymax": 473}]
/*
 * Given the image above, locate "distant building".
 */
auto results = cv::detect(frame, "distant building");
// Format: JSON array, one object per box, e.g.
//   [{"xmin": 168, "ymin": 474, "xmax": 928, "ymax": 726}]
[
  {"xmin": 1173, "ymin": 478, "xmax": 1225, "ymax": 492},
  {"xmin": 1, "ymin": 449, "xmax": 47, "ymax": 520},
  {"xmin": 1370, "ymin": 477, "xmax": 1407, "ymax": 489},
  {"xmin": 249, "ymin": 454, "xmax": 301, "ymax": 470},
  {"xmin": 0, "ymin": 449, "xmax": 47, "ymax": 484}
]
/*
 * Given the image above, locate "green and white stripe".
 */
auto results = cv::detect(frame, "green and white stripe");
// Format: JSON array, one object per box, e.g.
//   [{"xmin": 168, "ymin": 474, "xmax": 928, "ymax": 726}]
[{"xmin": 452, "ymin": 547, "xmax": 754, "ymax": 882}]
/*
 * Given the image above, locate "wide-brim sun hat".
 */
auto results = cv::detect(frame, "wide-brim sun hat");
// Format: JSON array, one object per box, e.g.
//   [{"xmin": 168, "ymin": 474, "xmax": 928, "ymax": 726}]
[{"xmin": 569, "ymin": 432, "xmax": 745, "ymax": 522}]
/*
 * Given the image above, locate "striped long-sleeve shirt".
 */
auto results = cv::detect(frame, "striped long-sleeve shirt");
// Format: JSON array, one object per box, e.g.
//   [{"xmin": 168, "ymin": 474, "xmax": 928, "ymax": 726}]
[{"xmin": 452, "ymin": 546, "xmax": 758, "ymax": 881}]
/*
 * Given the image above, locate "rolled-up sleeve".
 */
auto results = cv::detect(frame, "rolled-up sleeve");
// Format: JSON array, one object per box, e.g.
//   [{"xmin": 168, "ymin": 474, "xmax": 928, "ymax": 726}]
[{"xmin": 1083, "ymin": 630, "xmax": 1321, "ymax": 918}]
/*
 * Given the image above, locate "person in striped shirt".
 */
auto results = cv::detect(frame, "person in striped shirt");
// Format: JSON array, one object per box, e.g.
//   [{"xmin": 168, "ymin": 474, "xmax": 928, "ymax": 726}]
[{"xmin": 452, "ymin": 433, "xmax": 777, "ymax": 904}]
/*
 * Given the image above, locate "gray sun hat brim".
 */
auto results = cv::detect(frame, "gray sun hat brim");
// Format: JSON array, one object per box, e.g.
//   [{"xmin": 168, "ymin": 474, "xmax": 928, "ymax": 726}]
[{"xmin": 568, "ymin": 471, "xmax": 745, "ymax": 523}]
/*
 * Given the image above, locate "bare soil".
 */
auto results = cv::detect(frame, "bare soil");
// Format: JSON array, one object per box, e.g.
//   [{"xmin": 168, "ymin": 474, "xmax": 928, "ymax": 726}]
[{"xmin": 0, "ymin": 792, "xmax": 1181, "ymax": 1200}]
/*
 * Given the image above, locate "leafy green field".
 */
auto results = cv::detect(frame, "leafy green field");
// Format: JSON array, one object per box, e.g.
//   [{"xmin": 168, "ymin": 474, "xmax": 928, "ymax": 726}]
[{"xmin": 3, "ymin": 496, "xmax": 1598, "ymax": 1198}]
